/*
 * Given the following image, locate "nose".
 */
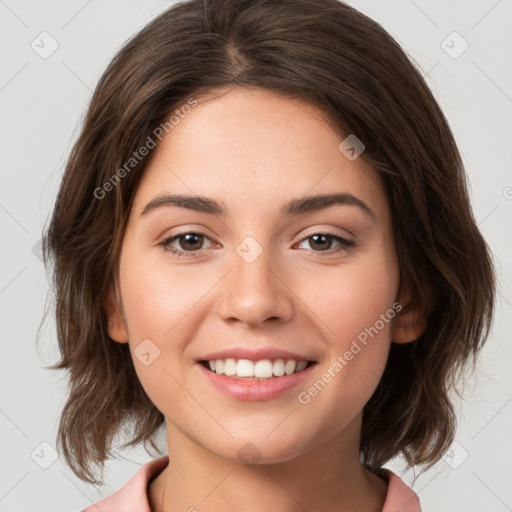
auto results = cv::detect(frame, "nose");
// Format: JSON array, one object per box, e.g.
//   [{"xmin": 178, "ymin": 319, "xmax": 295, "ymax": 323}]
[{"xmin": 217, "ymin": 242, "xmax": 294, "ymax": 328}]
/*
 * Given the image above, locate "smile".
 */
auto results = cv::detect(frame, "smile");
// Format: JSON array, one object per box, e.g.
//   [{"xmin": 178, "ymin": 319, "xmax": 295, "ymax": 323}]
[{"xmin": 201, "ymin": 358, "xmax": 315, "ymax": 380}]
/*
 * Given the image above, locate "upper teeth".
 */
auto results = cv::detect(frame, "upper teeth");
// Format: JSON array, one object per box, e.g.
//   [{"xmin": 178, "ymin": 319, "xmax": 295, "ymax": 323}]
[{"xmin": 208, "ymin": 358, "xmax": 308, "ymax": 379}]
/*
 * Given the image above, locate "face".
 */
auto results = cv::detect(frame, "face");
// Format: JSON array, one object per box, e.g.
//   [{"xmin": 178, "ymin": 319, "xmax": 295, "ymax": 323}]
[{"xmin": 106, "ymin": 87, "xmax": 415, "ymax": 465}]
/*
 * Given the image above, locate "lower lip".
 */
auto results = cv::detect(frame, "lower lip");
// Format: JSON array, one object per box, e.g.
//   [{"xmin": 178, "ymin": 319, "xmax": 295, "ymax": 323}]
[{"xmin": 196, "ymin": 362, "xmax": 315, "ymax": 401}]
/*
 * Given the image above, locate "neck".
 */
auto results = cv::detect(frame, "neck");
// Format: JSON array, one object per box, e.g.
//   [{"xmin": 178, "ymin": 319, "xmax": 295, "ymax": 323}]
[{"xmin": 149, "ymin": 417, "xmax": 387, "ymax": 512}]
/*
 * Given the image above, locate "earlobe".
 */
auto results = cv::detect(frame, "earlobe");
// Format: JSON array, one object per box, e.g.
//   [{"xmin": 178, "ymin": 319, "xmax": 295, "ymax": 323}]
[
  {"xmin": 391, "ymin": 313, "xmax": 426, "ymax": 343},
  {"xmin": 391, "ymin": 290, "xmax": 429, "ymax": 344},
  {"xmin": 103, "ymin": 282, "xmax": 129, "ymax": 343}
]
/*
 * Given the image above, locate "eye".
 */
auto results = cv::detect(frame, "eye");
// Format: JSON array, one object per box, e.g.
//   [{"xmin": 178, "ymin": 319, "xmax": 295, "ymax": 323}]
[
  {"xmin": 159, "ymin": 231, "xmax": 355, "ymax": 258},
  {"xmin": 159, "ymin": 232, "xmax": 215, "ymax": 257},
  {"xmin": 296, "ymin": 233, "xmax": 355, "ymax": 256}
]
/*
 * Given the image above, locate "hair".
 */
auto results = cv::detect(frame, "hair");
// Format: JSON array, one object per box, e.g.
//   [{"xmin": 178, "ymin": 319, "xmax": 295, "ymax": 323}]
[{"xmin": 42, "ymin": 0, "xmax": 496, "ymax": 486}]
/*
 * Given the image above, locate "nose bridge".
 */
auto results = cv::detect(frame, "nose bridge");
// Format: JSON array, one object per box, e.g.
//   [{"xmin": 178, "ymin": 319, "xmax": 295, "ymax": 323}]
[{"xmin": 217, "ymin": 234, "xmax": 294, "ymax": 326}]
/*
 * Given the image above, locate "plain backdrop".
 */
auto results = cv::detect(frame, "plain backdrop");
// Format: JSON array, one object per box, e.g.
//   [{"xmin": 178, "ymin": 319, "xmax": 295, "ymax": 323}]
[{"xmin": 1, "ymin": 1, "xmax": 511, "ymax": 511}]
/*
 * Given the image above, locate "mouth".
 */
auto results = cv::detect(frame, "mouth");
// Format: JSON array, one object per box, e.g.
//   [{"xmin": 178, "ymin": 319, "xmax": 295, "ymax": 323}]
[{"xmin": 198, "ymin": 358, "xmax": 317, "ymax": 380}]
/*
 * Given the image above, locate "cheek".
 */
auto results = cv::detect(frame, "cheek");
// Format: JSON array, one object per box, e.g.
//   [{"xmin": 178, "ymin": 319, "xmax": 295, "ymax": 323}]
[
  {"xmin": 312, "ymin": 254, "xmax": 399, "ymax": 349},
  {"xmin": 119, "ymin": 249, "xmax": 208, "ymax": 340},
  {"xmin": 296, "ymin": 244, "xmax": 398, "ymax": 415},
  {"xmin": 117, "ymin": 249, "xmax": 208, "ymax": 406}
]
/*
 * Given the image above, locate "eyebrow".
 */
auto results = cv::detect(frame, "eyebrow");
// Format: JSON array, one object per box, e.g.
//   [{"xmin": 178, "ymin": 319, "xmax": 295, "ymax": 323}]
[{"xmin": 141, "ymin": 192, "xmax": 376, "ymax": 221}]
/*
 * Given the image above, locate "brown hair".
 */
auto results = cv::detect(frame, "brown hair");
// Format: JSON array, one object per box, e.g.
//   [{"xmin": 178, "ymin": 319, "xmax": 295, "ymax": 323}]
[{"xmin": 42, "ymin": 0, "xmax": 495, "ymax": 485}]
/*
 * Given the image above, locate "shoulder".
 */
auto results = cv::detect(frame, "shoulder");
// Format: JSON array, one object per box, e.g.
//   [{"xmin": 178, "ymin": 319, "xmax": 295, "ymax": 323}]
[
  {"xmin": 81, "ymin": 456, "xmax": 169, "ymax": 512},
  {"xmin": 381, "ymin": 469, "xmax": 422, "ymax": 512}
]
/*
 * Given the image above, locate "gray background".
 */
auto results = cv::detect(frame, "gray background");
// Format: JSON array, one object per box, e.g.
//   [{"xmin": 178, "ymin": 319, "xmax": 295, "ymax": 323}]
[{"xmin": 1, "ymin": 1, "xmax": 511, "ymax": 511}]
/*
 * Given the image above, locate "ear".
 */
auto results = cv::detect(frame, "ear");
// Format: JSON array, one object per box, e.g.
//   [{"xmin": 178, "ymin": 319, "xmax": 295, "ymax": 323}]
[
  {"xmin": 103, "ymin": 281, "xmax": 129, "ymax": 343},
  {"xmin": 391, "ymin": 287, "xmax": 428, "ymax": 344}
]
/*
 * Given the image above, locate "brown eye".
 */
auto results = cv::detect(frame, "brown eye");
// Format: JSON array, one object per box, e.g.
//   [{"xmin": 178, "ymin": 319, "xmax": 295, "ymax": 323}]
[
  {"xmin": 160, "ymin": 232, "xmax": 214, "ymax": 257},
  {"xmin": 307, "ymin": 234, "xmax": 334, "ymax": 251},
  {"xmin": 175, "ymin": 233, "xmax": 204, "ymax": 251},
  {"xmin": 297, "ymin": 233, "xmax": 354, "ymax": 255}
]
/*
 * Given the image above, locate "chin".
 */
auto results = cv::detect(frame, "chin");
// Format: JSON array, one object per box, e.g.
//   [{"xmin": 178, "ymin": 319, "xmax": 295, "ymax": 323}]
[{"xmin": 203, "ymin": 431, "xmax": 309, "ymax": 467}]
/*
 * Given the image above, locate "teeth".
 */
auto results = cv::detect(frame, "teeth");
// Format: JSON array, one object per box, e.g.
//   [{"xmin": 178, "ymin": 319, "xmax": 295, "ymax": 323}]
[
  {"xmin": 206, "ymin": 358, "xmax": 311, "ymax": 379},
  {"xmin": 273, "ymin": 359, "xmax": 285, "ymax": 376},
  {"xmin": 224, "ymin": 358, "xmax": 237, "ymax": 376},
  {"xmin": 254, "ymin": 359, "xmax": 273, "ymax": 378},
  {"xmin": 215, "ymin": 359, "xmax": 224, "ymax": 374},
  {"xmin": 285, "ymin": 360, "xmax": 296, "ymax": 375},
  {"xmin": 296, "ymin": 360, "xmax": 308, "ymax": 372}
]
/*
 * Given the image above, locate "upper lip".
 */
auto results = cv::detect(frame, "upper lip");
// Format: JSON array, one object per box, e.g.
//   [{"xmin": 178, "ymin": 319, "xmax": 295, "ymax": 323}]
[{"xmin": 198, "ymin": 347, "xmax": 317, "ymax": 362}]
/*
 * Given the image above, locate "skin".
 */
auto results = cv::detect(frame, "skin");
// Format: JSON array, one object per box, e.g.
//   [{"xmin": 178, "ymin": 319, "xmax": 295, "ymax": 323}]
[{"xmin": 105, "ymin": 86, "xmax": 425, "ymax": 512}]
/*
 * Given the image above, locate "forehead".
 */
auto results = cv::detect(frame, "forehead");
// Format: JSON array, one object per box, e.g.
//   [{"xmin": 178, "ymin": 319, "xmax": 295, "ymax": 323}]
[{"xmin": 131, "ymin": 87, "xmax": 388, "ymax": 221}]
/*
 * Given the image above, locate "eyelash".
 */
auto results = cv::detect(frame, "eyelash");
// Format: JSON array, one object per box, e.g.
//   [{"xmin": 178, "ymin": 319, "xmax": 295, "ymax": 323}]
[{"xmin": 158, "ymin": 231, "xmax": 355, "ymax": 258}]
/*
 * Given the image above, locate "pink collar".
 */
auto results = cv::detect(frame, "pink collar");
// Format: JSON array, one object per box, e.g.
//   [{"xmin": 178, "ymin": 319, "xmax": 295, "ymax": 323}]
[{"xmin": 82, "ymin": 456, "xmax": 421, "ymax": 511}]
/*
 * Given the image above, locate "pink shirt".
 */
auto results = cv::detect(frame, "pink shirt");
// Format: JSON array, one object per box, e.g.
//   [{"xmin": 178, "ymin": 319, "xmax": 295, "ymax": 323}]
[{"xmin": 81, "ymin": 456, "xmax": 421, "ymax": 512}]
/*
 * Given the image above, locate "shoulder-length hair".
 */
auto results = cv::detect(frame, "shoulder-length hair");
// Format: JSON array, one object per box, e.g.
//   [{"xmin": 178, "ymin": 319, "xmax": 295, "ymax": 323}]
[{"xmin": 43, "ymin": 0, "xmax": 495, "ymax": 485}]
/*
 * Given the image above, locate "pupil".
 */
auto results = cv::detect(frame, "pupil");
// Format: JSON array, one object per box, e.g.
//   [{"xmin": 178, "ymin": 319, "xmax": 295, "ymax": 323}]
[
  {"xmin": 311, "ymin": 234, "xmax": 330, "ymax": 251},
  {"xmin": 180, "ymin": 233, "xmax": 202, "ymax": 250}
]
